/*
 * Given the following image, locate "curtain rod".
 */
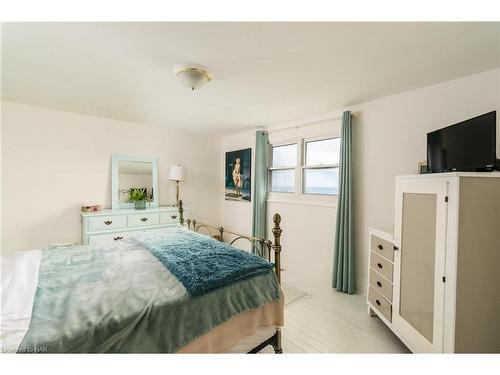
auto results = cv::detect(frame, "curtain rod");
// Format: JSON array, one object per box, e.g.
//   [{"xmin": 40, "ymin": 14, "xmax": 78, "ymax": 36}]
[{"xmin": 266, "ymin": 111, "xmax": 357, "ymax": 135}]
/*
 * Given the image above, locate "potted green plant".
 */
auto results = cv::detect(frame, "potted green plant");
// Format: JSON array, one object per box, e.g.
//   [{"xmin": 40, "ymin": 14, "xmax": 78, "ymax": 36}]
[{"xmin": 127, "ymin": 188, "xmax": 147, "ymax": 210}]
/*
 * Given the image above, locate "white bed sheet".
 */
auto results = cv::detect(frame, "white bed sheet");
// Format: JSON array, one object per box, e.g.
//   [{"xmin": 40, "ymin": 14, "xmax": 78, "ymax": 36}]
[{"xmin": 0, "ymin": 250, "xmax": 42, "ymax": 353}]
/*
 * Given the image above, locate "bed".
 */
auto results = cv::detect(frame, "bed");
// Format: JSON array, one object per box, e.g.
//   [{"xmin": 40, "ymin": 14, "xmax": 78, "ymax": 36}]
[{"xmin": 0, "ymin": 202, "xmax": 284, "ymax": 354}]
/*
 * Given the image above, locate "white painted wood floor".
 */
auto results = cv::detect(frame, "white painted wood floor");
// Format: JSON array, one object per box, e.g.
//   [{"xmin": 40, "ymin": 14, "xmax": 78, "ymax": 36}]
[{"xmin": 259, "ymin": 266, "xmax": 410, "ymax": 354}]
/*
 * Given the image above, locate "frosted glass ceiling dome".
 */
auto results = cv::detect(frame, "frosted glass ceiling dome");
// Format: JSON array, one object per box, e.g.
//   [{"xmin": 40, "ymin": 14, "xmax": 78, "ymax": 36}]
[{"xmin": 174, "ymin": 64, "xmax": 213, "ymax": 91}]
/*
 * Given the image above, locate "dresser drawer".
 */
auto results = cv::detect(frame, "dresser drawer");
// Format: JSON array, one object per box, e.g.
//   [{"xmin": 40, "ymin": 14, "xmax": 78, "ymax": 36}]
[
  {"xmin": 160, "ymin": 212, "xmax": 180, "ymax": 224},
  {"xmin": 88, "ymin": 231, "xmax": 139, "ymax": 245},
  {"xmin": 127, "ymin": 213, "xmax": 160, "ymax": 227},
  {"xmin": 369, "ymin": 269, "xmax": 393, "ymax": 302},
  {"xmin": 370, "ymin": 251, "xmax": 393, "ymax": 281},
  {"xmin": 368, "ymin": 286, "xmax": 392, "ymax": 322},
  {"xmin": 370, "ymin": 234, "xmax": 394, "ymax": 262},
  {"xmin": 88, "ymin": 215, "xmax": 127, "ymax": 232}
]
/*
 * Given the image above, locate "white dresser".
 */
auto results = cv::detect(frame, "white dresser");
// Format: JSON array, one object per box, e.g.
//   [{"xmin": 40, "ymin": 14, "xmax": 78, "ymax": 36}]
[
  {"xmin": 81, "ymin": 206, "xmax": 188, "ymax": 245},
  {"xmin": 367, "ymin": 172, "xmax": 500, "ymax": 353},
  {"xmin": 367, "ymin": 228, "xmax": 396, "ymax": 325}
]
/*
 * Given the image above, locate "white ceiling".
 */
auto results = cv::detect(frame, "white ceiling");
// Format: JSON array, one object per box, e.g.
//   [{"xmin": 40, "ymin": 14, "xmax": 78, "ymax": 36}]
[{"xmin": 2, "ymin": 22, "xmax": 500, "ymax": 134}]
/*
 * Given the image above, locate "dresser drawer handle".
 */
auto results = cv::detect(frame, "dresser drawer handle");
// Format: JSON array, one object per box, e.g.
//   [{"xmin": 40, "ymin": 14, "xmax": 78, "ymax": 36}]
[
  {"xmin": 377, "ymin": 244, "xmax": 384, "ymax": 250},
  {"xmin": 393, "ymin": 245, "xmax": 399, "ymax": 251},
  {"xmin": 376, "ymin": 281, "xmax": 382, "ymax": 287},
  {"xmin": 104, "ymin": 220, "xmax": 113, "ymax": 225},
  {"xmin": 377, "ymin": 263, "xmax": 383, "ymax": 269},
  {"xmin": 171, "ymin": 215, "xmax": 177, "ymax": 219},
  {"xmin": 141, "ymin": 217, "xmax": 148, "ymax": 222},
  {"xmin": 113, "ymin": 236, "xmax": 123, "ymax": 241},
  {"xmin": 375, "ymin": 299, "xmax": 381, "ymax": 306}
]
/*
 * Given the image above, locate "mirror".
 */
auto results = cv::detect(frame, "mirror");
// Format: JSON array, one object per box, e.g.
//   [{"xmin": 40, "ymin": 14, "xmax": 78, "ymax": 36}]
[
  {"xmin": 117, "ymin": 161, "xmax": 153, "ymax": 203},
  {"xmin": 111, "ymin": 155, "xmax": 159, "ymax": 209}
]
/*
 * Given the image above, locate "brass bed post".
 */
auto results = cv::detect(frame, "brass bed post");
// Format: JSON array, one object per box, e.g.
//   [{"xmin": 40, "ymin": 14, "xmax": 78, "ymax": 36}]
[
  {"xmin": 178, "ymin": 200, "xmax": 184, "ymax": 226},
  {"xmin": 272, "ymin": 213, "xmax": 282, "ymax": 284},
  {"xmin": 271, "ymin": 213, "xmax": 283, "ymax": 354}
]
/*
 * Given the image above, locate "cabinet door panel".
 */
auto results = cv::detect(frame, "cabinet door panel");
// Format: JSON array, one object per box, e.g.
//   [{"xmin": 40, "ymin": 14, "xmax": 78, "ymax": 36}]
[
  {"xmin": 400, "ymin": 193, "xmax": 436, "ymax": 342},
  {"xmin": 393, "ymin": 179, "xmax": 448, "ymax": 353}
]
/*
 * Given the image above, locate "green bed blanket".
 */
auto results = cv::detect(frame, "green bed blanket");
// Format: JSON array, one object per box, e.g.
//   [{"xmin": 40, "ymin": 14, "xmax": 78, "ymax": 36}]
[{"xmin": 18, "ymin": 235, "xmax": 280, "ymax": 353}]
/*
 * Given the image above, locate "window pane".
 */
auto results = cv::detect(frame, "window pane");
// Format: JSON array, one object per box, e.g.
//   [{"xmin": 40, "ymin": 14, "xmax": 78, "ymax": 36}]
[
  {"xmin": 271, "ymin": 169, "xmax": 295, "ymax": 193},
  {"xmin": 306, "ymin": 138, "xmax": 340, "ymax": 166},
  {"xmin": 272, "ymin": 144, "xmax": 297, "ymax": 168},
  {"xmin": 304, "ymin": 168, "xmax": 338, "ymax": 195}
]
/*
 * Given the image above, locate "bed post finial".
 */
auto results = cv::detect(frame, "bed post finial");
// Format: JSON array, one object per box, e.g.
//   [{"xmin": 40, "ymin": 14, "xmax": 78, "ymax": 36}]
[{"xmin": 178, "ymin": 200, "xmax": 184, "ymax": 225}]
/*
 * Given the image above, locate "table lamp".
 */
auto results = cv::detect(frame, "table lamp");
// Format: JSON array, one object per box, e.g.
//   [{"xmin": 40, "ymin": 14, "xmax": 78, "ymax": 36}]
[{"xmin": 169, "ymin": 165, "xmax": 187, "ymax": 206}]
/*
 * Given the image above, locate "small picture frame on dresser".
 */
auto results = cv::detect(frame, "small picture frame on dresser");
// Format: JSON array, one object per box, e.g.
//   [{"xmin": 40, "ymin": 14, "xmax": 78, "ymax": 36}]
[{"xmin": 417, "ymin": 161, "xmax": 428, "ymax": 174}]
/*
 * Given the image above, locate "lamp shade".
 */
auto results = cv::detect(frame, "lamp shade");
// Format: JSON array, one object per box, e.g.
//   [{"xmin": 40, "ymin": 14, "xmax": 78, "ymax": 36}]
[{"xmin": 169, "ymin": 165, "xmax": 187, "ymax": 182}]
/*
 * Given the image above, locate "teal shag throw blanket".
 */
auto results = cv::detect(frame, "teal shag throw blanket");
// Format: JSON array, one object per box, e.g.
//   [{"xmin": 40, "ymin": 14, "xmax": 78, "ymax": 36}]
[{"xmin": 138, "ymin": 228, "xmax": 275, "ymax": 296}]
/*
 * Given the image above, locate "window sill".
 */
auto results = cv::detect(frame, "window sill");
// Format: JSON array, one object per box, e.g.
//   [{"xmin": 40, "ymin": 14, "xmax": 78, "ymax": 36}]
[{"xmin": 266, "ymin": 195, "xmax": 337, "ymax": 209}]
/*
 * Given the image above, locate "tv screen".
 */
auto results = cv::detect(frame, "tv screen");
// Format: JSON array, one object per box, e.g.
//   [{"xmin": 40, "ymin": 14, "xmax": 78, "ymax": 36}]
[{"xmin": 427, "ymin": 111, "xmax": 497, "ymax": 173}]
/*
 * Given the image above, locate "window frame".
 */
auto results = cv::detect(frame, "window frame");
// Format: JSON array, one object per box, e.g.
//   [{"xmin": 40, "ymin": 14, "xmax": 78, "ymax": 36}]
[
  {"xmin": 301, "ymin": 136, "xmax": 340, "ymax": 196},
  {"xmin": 268, "ymin": 142, "xmax": 298, "ymax": 194},
  {"xmin": 267, "ymin": 131, "xmax": 340, "ymax": 204}
]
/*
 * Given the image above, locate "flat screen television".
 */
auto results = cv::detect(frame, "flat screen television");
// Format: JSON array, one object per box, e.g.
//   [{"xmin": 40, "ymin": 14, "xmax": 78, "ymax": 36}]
[{"xmin": 427, "ymin": 111, "xmax": 497, "ymax": 173}]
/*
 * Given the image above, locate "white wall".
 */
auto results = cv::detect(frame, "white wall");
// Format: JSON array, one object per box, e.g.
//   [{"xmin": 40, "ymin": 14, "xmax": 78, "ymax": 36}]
[
  {"xmin": 218, "ymin": 68, "xmax": 500, "ymax": 295},
  {"xmin": 351, "ymin": 68, "xmax": 500, "ymax": 294},
  {"xmin": 0, "ymin": 101, "xmax": 2, "ymax": 249},
  {"xmin": 266, "ymin": 201, "xmax": 336, "ymax": 285},
  {"xmin": 1, "ymin": 102, "xmax": 220, "ymax": 252}
]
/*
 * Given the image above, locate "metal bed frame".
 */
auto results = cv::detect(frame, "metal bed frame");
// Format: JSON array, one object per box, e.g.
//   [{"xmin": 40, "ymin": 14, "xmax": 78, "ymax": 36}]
[{"xmin": 177, "ymin": 200, "xmax": 283, "ymax": 354}]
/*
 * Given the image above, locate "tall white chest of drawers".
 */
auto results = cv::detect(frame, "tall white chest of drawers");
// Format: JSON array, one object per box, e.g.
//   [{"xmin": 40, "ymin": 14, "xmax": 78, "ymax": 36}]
[
  {"xmin": 81, "ymin": 206, "xmax": 188, "ymax": 245},
  {"xmin": 367, "ymin": 173, "xmax": 500, "ymax": 353}
]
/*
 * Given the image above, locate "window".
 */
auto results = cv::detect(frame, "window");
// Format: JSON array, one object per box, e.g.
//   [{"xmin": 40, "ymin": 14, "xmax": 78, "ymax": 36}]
[
  {"xmin": 269, "ymin": 136, "xmax": 340, "ymax": 197},
  {"xmin": 270, "ymin": 143, "xmax": 297, "ymax": 193},
  {"xmin": 303, "ymin": 138, "xmax": 340, "ymax": 195}
]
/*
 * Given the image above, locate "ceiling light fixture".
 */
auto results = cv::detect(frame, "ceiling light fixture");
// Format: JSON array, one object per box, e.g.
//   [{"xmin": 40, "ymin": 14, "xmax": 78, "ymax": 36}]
[{"xmin": 174, "ymin": 64, "xmax": 213, "ymax": 91}]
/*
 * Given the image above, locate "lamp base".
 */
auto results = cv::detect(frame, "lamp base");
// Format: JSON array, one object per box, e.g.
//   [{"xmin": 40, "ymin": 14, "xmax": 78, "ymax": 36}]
[{"xmin": 175, "ymin": 181, "xmax": 180, "ymax": 207}]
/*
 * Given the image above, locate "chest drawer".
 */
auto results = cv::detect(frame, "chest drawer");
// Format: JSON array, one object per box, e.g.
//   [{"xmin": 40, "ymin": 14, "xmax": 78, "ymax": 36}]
[
  {"xmin": 127, "ymin": 213, "xmax": 160, "ymax": 227},
  {"xmin": 369, "ymin": 269, "xmax": 393, "ymax": 302},
  {"xmin": 369, "ymin": 251, "xmax": 393, "ymax": 281},
  {"xmin": 368, "ymin": 286, "xmax": 392, "ymax": 323},
  {"xmin": 160, "ymin": 212, "xmax": 180, "ymax": 224},
  {"xmin": 88, "ymin": 215, "xmax": 127, "ymax": 232},
  {"xmin": 88, "ymin": 231, "xmax": 139, "ymax": 245},
  {"xmin": 370, "ymin": 234, "xmax": 395, "ymax": 262}
]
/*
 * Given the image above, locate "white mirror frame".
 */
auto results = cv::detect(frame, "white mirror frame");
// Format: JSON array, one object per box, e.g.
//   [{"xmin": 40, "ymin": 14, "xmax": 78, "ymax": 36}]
[{"xmin": 111, "ymin": 154, "xmax": 159, "ymax": 209}]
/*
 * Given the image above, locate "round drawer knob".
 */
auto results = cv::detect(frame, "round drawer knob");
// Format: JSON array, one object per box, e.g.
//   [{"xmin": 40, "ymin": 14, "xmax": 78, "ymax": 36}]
[
  {"xmin": 376, "ymin": 300, "xmax": 381, "ymax": 306},
  {"xmin": 377, "ymin": 263, "xmax": 383, "ymax": 269},
  {"xmin": 376, "ymin": 281, "xmax": 382, "ymax": 287},
  {"xmin": 377, "ymin": 244, "xmax": 384, "ymax": 250}
]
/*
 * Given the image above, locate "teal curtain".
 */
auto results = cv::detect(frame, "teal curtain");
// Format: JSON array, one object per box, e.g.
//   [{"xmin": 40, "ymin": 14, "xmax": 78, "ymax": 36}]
[
  {"xmin": 332, "ymin": 111, "xmax": 356, "ymax": 294},
  {"xmin": 252, "ymin": 131, "xmax": 269, "ymax": 256}
]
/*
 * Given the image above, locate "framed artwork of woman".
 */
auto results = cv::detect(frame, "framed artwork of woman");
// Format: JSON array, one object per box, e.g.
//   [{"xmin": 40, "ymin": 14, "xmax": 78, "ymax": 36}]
[{"xmin": 225, "ymin": 148, "xmax": 251, "ymax": 201}]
